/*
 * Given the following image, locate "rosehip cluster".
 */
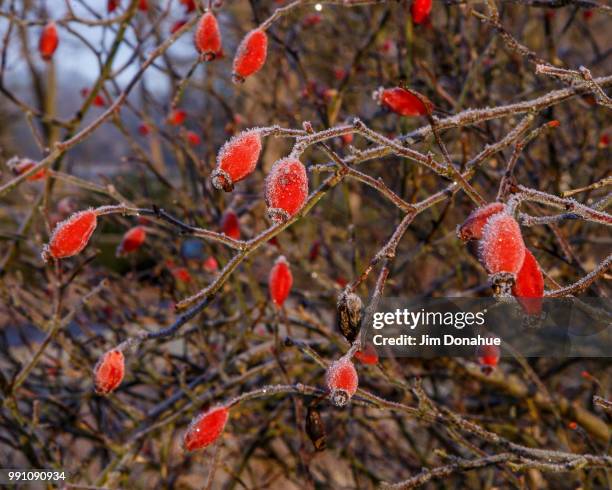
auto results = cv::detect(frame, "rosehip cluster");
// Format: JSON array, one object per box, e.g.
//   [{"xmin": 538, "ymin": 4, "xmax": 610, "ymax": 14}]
[{"xmin": 458, "ymin": 203, "xmax": 544, "ymax": 315}]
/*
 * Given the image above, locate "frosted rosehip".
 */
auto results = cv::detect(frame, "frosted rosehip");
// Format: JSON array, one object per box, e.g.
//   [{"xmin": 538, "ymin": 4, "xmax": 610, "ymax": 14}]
[
  {"xmin": 212, "ymin": 129, "xmax": 262, "ymax": 191},
  {"xmin": 39, "ymin": 21, "xmax": 59, "ymax": 61},
  {"xmin": 457, "ymin": 202, "xmax": 505, "ymax": 242},
  {"xmin": 183, "ymin": 406, "xmax": 229, "ymax": 451},
  {"xmin": 477, "ymin": 343, "xmax": 500, "ymax": 374},
  {"xmin": 116, "ymin": 226, "xmax": 146, "ymax": 257},
  {"xmin": 354, "ymin": 343, "xmax": 378, "ymax": 365},
  {"xmin": 374, "ymin": 87, "xmax": 432, "ymax": 117},
  {"xmin": 264, "ymin": 158, "xmax": 309, "ymax": 223},
  {"xmin": 411, "ymin": 0, "xmax": 432, "ymax": 24},
  {"xmin": 337, "ymin": 290, "xmax": 362, "ymax": 343},
  {"xmin": 479, "ymin": 213, "xmax": 526, "ymax": 277},
  {"xmin": 194, "ymin": 12, "xmax": 222, "ymax": 61},
  {"xmin": 269, "ymin": 255, "xmax": 293, "ymax": 308},
  {"xmin": 94, "ymin": 349, "xmax": 124, "ymax": 394},
  {"xmin": 512, "ymin": 248, "xmax": 544, "ymax": 316},
  {"xmin": 326, "ymin": 357, "xmax": 358, "ymax": 406},
  {"xmin": 8, "ymin": 157, "xmax": 47, "ymax": 181},
  {"xmin": 232, "ymin": 29, "xmax": 268, "ymax": 83},
  {"xmin": 42, "ymin": 209, "xmax": 98, "ymax": 261},
  {"xmin": 221, "ymin": 210, "xmax": 240, "ymax": 240}
]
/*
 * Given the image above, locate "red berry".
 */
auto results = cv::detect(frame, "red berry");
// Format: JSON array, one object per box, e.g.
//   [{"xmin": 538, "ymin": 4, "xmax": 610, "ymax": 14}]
[
  {"xmin": 139, "ymin": 0, "xmax": 148, "ymax": 11},
  {"xmin": 457, "ymin": 202, "xmax": 505, "ymax": 242},
  {"xmin": 477, "ymin": 343, "xmax": 500, "ymax": 373},
  {"xmin": 582, "ymin": 9, "xmax": 593, "ymax": 20},
  {"xmin": 512, "ymin": 248, "xmax": 544, "ymax": 316},
  {"xmin": 326, "ymin": 357, "xmax": 358, "ymax": 406},
  {"xmin": 374, "ymin": 87, "xmax": 432, "ymax": 117},
  {"xmin": 212, "ymin": 129, "xmax": 262, "ymax": 191},
  {"xmin": 232, "ymin": 29, "xmax": 268, "ymax": 83},
  {"xmin": 171, "ymin": 19, "xmax": 188, "ymax": 35},
  {"xmin": 411, "ymin": 0, "xmax": 432, "ymax": 24},
  {"xmin": 180, "ymin": 0, "xmax": 196, "ymax": 13},
  {"xmin": 599, "ymin": 134, "xmax": 609, "ymax": 148},
  {"xmin": 264, "ymin": 158, "xmax": 309, "ymax": 223},
  {"xmin": 94, "ymin": 349, "xmax": 124, "ymax": 394},
  {"xmin": 186, "ymin": 130, "xmax": 201, "ymax": 146},
  {"xmin": 354, "ymin": 343, "xmax": 378, "ymax": 365},
  {"xmin": 108, "ymin": 0, "xmax": 120, "ymax": 13},
  {"xmin": 203, "ymin": 256, "xmax": 219, "ymax": 272},
  {"xmin": 221, "ymin": 210, "xmax": 240, "ymax": 240},
  {"xmin": 568, "ymin": 421, "xmax": 578, "ymax": 430},
  {"xmin": 116, "ymin": 226, "xmax": 146, "ymax": 257},
  {"xmin": 39, "ymin": 22, "xmax": 59, "ymax": 61},
  {"xmin": 302, "ymin": 13, "xmax": 322, "ymax": 28},
  {"xmin": 479, "ymin": 213, "xmax": 526, "ymax": 276},
  {"xmin": 80, "ymin": 88, "xmax": 106, "ymax": 107},
  {"xmin": 168, "ymin": 109, "xmax": 187, "ymax": 126},
  {"xmin": 183, "ymin": 406, "xmax": 229, "ymax": 451},
  {"xmin": 172, "ymin": 267, "xmax": 192, "ymax": 283},
  {"xmin": 269, "ymin": 255, "xmax": 293, "ymax": 308},
  {"xmin": 340, "ymin": 133, "xmax": 353, "ymax": 146},
  {"xmin": 194, "ymin": 12, "xmax": 222, "ymax": 60},
  {"xmin": 9, "ymin": 157, "xmax": 47, "ymax": 181},
  {"xmin": 43, "ymin": 210, "xmax": 98, "ymax": 261},
  {"xmin": 138, "ymin": 122, "xmax": 151, "ymax": 136}
]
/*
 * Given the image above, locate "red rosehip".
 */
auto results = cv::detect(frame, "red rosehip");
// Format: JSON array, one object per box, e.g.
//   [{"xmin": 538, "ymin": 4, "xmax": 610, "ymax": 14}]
[
  {"xmin": 180, "ymin": 0, "xmax": 196, "ymax": 13},
  {"xmin": 212, "ymin": 129, "xmax": 262, "ymax": 191},
  {"xmin": 170, "ymin": 19, "xmax": 188, "ymax": 35},
  {"xmin": 108, "ymin": 0, "xmax": 120, "ymax": 13},
  {"xmin": 203, "ymin": 256, "xmax": 219, "ymax": 272},
  {"xmin": 39, "ymin": 21, "xmax": 59, "ymax": 61},
  {"xmin": 269, "ymin": 255, "xmax": 293, "ymax": 308},
  {"xmin": 184, "ymin": 406, "xmax": 229, "ymax": 451},
  {"xmin": 340, "ymin": 133, "xmax": 353, "ymax": 146},
  {"xmin": 221, "ymin": 210, "xmax": 240, "ymax": 240},
  {"xmin": 8, "ymin": 157, "xmax": 47, "ymax": 181},
  {"xmin": 326, "ymin": 357, "xmax": 358, "ymax": 406},
  {"xmin": 354, "ymin": 343, "xmax": 378, "ymax": 365},
  {"xmin": 138, "ymin": 0, "xmax": 148, "ymax": 11},
  {"xmin": 80, "ymin": 88, "xmax": 106, "ymax": 107},
  {"xmin": 599, "ymin": 134, "xmax": 609, "ymax": 148},
  {"xmin": 116, "ymin": 226, "xmax": 146, "ymax": 257},
  {"xmin": 194, "ymin": 12, "xmax": 222, "ymax": 61},
  {"xmin": 264, "ymin": 158, "xmax": 309, "ymax": 223},
  {"xmin": 186, "ymin": 130, "xmax": 201, "ymax": 146},
  {"xmin": 512, "ymin": 248, "xmax": 544, "ymax": 316},
  {"xmin": 480, "ymin": 213, "xmax": 526, "ymax": 276},
  {"xmin": 94, "ymin": 349, "xmax": 125, "ymax": 394},
  {"xmin": 583, "ymin": 9, "xmax": 593, "ymax": 20},
  {"xmin": 302, "ymin": 13, "xmax": 322, "ymax": 28},
  {"xmin": 42, "ymin": 209, "xmax": 98, "ymax": 261},
  {"xmin": 168, "ymin": 109, "xmax": 187, "ymax": 126},
  {"xmin": 232, "ymin": 29, "xmax": 268, "ymax": 83},
  {"xmin": 374, "ymin": 87, "xmax": 433, "ymax": 117},
  {"xmin": 138, "ymin": 122, "xmax": 151, "ymax": 136},
  {"xmin": 477, "ymin": 343, "xmax": 500, "ymax": 374},
  {"xmin": 172, "ymin": 267, "xmax": 192, "ymax": 283},
  {"xmin": 457, "ymin": 202, "xmax": 505, "ymax": 242},
  {"xmin": 411, "ymin": 0, "xmax": 432, "ymax": 24}
]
